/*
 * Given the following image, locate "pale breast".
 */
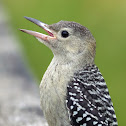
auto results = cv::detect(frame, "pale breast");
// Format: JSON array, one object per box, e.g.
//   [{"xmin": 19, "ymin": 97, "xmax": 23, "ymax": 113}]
[{"xmin": 39, "ymin": 59, "xmax": 72, "ymax": 126}]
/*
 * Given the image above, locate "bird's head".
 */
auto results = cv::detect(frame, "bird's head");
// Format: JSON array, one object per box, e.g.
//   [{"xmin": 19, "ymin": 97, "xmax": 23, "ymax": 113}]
[{"xmin": 20, "ymin": 17, "xmax": 96, "ymax": 65}]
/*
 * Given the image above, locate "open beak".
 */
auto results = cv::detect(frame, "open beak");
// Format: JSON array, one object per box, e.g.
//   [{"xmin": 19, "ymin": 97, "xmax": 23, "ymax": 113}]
[{"xmin": 20, "ymin": 16, "xmax": 55, "ymax": 41}]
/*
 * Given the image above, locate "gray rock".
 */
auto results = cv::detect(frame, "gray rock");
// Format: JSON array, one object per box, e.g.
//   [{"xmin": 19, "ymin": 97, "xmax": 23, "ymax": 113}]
[{"xmin": 0, "ymin": 3, "xmax": 48, "ymax": 126}]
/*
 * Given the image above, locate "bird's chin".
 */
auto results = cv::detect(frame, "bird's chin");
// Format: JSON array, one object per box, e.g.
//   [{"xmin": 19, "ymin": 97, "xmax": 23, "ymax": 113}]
[
  {"xmin": 35, "ymin": 37, "xmax": 50, "ymax": 44},
  {"xmin": 36, "ymin": 37, "xmax": 44, "ymax": 43}
]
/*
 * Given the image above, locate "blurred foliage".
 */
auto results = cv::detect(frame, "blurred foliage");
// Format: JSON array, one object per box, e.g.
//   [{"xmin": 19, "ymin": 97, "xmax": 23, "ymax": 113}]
[{"xmin": 3, "ymin": 0, "xmax": 126, "ymax": 125}]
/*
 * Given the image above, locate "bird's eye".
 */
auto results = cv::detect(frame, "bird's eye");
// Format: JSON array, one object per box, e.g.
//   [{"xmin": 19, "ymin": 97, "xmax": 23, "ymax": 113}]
[{"xmin": 61, "ymin": 30, "xmax": 69, "ymax": 38}]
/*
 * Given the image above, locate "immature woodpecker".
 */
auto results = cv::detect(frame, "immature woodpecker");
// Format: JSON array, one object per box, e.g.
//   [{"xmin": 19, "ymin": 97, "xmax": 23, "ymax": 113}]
[{"xmin": 20, "ymin": 17, "xmax": 118, "ymax": 126}]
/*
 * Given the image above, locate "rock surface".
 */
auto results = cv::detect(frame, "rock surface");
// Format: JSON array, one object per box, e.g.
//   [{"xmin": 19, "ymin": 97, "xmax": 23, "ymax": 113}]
[{"xmin": 0, "ymin": 3, "xmax": 48, "ymax": 126}]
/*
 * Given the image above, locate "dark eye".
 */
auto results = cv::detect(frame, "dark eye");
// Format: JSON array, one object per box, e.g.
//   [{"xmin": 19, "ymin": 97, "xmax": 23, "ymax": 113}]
[{"xmin": 61, "ymin": 30, "xmax": 69, "ymax": 38}]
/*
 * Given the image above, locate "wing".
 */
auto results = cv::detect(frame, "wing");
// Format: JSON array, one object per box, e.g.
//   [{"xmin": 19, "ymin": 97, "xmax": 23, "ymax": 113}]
[{"xmin": 66, "ymin": 64, "xmax": 118, "ymax": 126}]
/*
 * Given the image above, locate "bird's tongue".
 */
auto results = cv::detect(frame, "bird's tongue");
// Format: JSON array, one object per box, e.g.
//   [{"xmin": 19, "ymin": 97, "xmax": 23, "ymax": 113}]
[{"xmin": 44, "ymin": 29, "xmax": 54, "ymax": 37}]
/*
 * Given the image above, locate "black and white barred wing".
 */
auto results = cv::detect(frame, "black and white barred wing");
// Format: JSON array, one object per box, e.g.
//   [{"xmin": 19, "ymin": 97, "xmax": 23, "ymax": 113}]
[{"xmin": 66, "ymin": 65, "xmax": 118, "ymax": 126}]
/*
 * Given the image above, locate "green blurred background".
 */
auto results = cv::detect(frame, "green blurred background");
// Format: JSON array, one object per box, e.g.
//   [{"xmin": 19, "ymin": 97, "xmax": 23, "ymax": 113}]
[{"xmin": 3, "ymin": 0, "xmax": 126, "ymax": 125}]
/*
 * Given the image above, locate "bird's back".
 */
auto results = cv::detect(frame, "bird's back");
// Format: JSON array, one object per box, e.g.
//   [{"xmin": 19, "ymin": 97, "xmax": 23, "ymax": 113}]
[{"xmin": 66, "ymin": 64, "xmax": 118, "ymax": 126}]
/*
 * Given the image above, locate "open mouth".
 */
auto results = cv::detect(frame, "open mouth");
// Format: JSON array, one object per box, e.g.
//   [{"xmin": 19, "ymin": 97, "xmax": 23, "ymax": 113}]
[{"xmin": 20, "ymin": 16, "xmax": 55, "ymax": 41}]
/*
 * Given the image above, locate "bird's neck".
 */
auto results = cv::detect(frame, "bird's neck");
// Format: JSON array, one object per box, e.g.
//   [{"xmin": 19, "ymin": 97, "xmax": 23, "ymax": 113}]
[{"xmin": 52, "ymin": 53, "xmax": 94, "ymax": 72}]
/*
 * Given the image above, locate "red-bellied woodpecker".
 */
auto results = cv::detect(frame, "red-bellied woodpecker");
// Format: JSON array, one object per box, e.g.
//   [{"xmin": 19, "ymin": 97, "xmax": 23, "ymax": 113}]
[{"xmin": 20, "ymin": 17, "xmax": 118, "ymax": 126}]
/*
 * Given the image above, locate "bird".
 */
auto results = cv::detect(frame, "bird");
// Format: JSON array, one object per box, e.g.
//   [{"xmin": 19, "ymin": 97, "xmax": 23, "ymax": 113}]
[{"xmin": 20, "ymin": 17, "xmax": 118, "ymax": 126}]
